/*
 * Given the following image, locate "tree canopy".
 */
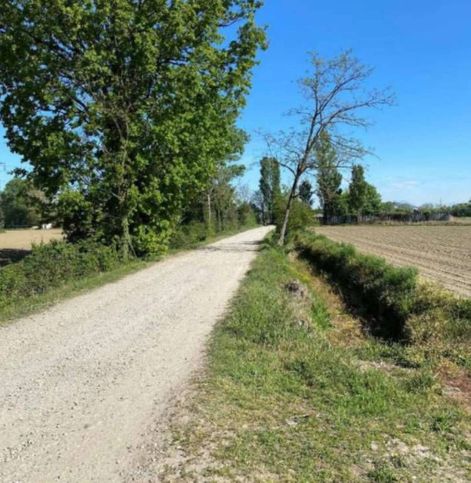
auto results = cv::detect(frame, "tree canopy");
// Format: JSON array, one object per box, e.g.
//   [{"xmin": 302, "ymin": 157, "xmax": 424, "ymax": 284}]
[{"xmin": 0, "ymin": 0, "xmax": 266, "ymax": 255}]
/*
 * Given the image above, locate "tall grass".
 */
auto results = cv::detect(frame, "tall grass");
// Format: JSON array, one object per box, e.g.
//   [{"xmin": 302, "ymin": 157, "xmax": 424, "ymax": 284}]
[{"xmin": 295, "ymin": 232, "xmax": 471, "ymax": 364}]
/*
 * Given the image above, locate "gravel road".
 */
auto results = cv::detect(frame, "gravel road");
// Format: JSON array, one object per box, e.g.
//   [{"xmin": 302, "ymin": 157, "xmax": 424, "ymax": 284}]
[{"xmin": 0, "ymin": 226, "xmax": 272, "ymax": 482}]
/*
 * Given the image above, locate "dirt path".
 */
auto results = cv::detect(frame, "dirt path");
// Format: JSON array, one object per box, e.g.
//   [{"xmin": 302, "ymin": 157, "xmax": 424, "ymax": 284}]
[{"xmin": 0, "ymin": 226, "xmax": 272, "ymax": 482}]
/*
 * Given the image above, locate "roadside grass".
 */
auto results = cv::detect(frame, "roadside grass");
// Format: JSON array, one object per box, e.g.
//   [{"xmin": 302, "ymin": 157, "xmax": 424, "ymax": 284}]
[
  {"xmin": 161, "ymin": 242, "xmax": 471, "ymax": 481},
  {"xmin": 0, "ymin": 258, "xmax": 150, "ymax": 325},
  {"xmin": 0, "ymin": 225, "xmax": 258, "ymax": 325}
]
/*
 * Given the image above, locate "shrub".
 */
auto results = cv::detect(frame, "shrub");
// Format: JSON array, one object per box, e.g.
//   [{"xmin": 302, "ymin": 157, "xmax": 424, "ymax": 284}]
[
  {"xmin": 0, "ymin": 240, "xmax": 122, "ymax": 309},
  {"xmin": 274, "ymin": 197, "xmax": 317, "ymax": 238},
  {"xmin": 296, "ymin": 232, "xmax": 471, "ymax": 349},
  {"xmin": 296, "ymin": 232, "xmax": 417, "ymax": 339},
  {"xmin": 169, "ymin": 221, "xmax": 208, "ymax": 249}
]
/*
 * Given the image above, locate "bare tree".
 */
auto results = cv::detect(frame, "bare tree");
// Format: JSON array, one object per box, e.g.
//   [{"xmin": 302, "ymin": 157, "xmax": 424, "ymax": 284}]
[{"xmin": 265, "ymin": 51, "xmax": 395, "ymax": 245}]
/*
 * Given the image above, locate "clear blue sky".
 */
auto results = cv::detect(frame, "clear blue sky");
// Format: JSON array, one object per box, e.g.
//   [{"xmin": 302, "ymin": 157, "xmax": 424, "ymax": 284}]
[
  {"xmin": 237, "ymin": 0, "xmax": 471, "ymax": 206},
  {"xmin": 1, "ymin": 0, "xmax": 470, "ymax": 205}
]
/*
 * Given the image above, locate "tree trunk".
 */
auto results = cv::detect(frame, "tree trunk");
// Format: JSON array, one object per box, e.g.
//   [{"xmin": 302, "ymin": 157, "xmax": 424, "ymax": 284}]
[
  {"xmin": 120, "ymin": 213, "xmax": 131, "ymax": 260},
  {"xmin": 278, "ymin": 174, "xmax": 300, "ymax": 246},
  {"xmin": 206, "ymin": 192, "xmax": 213, "ymax": 234}
]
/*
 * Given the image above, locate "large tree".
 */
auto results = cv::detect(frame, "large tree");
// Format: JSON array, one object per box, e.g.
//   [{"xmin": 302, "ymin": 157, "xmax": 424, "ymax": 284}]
[
  {"xmin": 259, "ymin": 156, "xmax": 281, "ymax": 224},
  {"xmin": 265, "ymin": 51, "xmax": 394, "ymax": 244},
  {"xmin": 0, "ymin": 0, "xmax": 265, "ymax": 256}
]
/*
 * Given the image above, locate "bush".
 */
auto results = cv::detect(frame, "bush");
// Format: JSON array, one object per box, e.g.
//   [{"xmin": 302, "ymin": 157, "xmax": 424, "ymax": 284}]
[
  {"xmin": 296, "ymin": 232, "xmax": 471, "ymax": 348},
  {"xmin": 274, "ymin": 197, "xmax": 316, "ymax": 238},
  {"xmin": 169, "ymin": 221, "xmax": 208, "ymax": 249},
  {"xmin": 296, "ymin": 233, "xmax": 417, "ymax": 339},
  {"xmin": 0, "ymin": 240, "xmax": 122, "ymax": 309}
]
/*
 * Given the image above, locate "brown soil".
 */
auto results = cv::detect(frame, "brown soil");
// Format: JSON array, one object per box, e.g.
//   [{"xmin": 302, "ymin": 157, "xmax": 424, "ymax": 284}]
[{"xmin": 316, "ymin": 225, "xmax": 471, "ymax": 297}]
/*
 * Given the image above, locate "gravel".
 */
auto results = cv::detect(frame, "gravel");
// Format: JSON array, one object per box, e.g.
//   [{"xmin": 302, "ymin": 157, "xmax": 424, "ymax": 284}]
[{"xmin": 0, "ymin": 226, "xmax": 272, "ymax": 482}]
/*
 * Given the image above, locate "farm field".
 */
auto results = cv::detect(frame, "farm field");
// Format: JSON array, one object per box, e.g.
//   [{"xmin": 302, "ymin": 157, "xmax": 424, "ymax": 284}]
[
  {"xmin": 315, "ymin": 225, "xmax": 471, "ymax": 297},
  {"xmin": 0, "ymin": 229, "xmax": 63, "ymax": 266}
]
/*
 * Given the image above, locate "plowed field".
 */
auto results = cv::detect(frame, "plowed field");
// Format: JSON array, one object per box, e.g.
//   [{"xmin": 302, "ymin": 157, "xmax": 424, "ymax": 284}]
[{"xmin": 316, "ymin": 225, "xmax": 471, "ymax": 297}]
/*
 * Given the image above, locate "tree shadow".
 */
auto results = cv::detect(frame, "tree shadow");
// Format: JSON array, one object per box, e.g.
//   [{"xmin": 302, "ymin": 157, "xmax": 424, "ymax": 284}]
[{"xmin": 0, "ymin": 249, "xmax": 31, "ymax": 267}]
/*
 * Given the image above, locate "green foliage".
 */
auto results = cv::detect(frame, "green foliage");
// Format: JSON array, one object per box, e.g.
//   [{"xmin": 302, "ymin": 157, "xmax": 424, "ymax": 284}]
[
  {"xmin": 259, "ymin": 157, "xmax": 281, "ymax": 224},
  {"xmin": 237, "ymin": 202, "xmax": 258, "ymax": 227},
  {"xmin": 348, "ymin": 164, "xmax": 369, "ymax": 215},
  {"xmin": 0, "ymin": 0, "xmax": 266, "ymax": 255},
  {"xmin": 345, "ymin": 165, "xmax": 382, "ymax": 217},
  {"xmin": 449, "ymin": 200, "xmax": 471, "ymax": 217},
  {"xmin": 315, "ymin": 131, "xmax": 343, "ymax": 220},
  {"xmin": 170, "ymin": 221, "xmax": 208, "ymax": 249},
  {"xmin": 296, "ymin": 232, "xmax": 418, "ymax": 339},
  {"xmin": 297, "ymin": 180, "xmax": 314, "ymax": 206},
  {"xmin": 274, "ymin": 196, "xmax": 316, "ymax": 239},
  {"xmin": 0, "ymin": 240, "xmax": 122, "ymax": 310},
  {"xmin": 57, "ymin": 190, "xmax": 97, "ymax": 242},
  {"xmin": 296, "ymin": 232, "xmax": 471, "ymax": 354},
  {"xmin": 0, "ymin": 177, "xmax": 44, "ymax": 228}
]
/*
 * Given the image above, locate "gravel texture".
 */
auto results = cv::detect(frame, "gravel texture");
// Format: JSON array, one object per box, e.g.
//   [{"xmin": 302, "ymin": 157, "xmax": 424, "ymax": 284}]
[{"xmin": 0, "ymin": 226, "xmax": 272, "ymax": 482}]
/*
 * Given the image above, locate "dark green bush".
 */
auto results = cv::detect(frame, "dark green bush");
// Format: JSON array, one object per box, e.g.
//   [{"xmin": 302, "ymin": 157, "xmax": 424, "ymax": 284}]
[
  {"xmin": 169, "ymin": 221, "xmax": 208, "ymax": 249},
  {"xmin": 0, "ymin": 240, "xmax": 122, "ymax": 308}
]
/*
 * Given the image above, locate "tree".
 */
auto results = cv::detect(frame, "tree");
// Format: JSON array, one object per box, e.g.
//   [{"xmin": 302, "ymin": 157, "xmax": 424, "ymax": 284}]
[
  {"xmin": 211, "ymin": 162, "xmax": 245, "ymax": 233},
  {"xmin": 315, "ymin": 131, "xmax": 343, "ymax": 222},
  {"xmin": 0, "ymin": 0, "xmax": 265, "ymax": 257},
  {"xmin": 265, "ymin": 51, "xmax": 394, "ymax": 244},
  {"xmin": 348, "ymin": 165, "xmax": 369, "ymax": 216},
  {"xmin": 298, "ymin": 180, "xmax": 314, "ymax": 206},
  {"xmin": 363, "ymin": 184, "xmax": 382, "ymax": 215},
  {"xmin": 347, "ymin": 165, "xmax": 382, "ymax": 217},
  {"xmin": 0, "ymin": 177, "xmax": 43, "ymax": 228},
  {"xmin": 259, "ymin": 157, "xmax": 281, "ymax": 224}
]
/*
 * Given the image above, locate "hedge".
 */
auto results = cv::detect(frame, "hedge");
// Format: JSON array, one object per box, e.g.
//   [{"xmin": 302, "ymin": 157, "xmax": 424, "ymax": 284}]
[
  {"xmin": 296, "ymin": 232, "xmax": 471, "ymax": 344},
  {"xmin": 0, "ymin": 240, "xmax": 123, "ymax": 309}
]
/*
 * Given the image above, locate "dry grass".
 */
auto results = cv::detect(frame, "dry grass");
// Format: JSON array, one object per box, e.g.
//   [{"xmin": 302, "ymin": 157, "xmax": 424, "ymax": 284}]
[
  {"xmin": 0, "ymin": 229, "xmax": 63, "ymax": 250},
  {"xmin": 0, "ymin": 229, "xmax": 63, "ymax": 266}
]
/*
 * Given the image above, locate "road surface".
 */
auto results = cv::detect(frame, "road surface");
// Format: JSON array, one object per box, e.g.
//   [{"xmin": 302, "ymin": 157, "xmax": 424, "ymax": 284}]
[{"xmin": 0, "ymin": 226, "xmax": 272, "ymax": 482}]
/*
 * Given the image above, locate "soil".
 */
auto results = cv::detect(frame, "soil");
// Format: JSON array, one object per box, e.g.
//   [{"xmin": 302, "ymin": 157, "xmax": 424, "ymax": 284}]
[{"xmin": 316, "ymin": 225, "xmax": 471, "ymax": 297}]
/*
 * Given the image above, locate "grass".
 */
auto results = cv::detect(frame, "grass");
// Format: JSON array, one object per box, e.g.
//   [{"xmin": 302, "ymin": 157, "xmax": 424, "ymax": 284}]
[
  {"xmin": 0, "ymin": 258, "xmax": 150, "ymax": 325},
  {"xmin": 160, "ymin": 240, "xmax": 471, "ymax": 481},
  {"xmin": 0, "ymin": 224, "xmax": 258, "ymax": 325}
]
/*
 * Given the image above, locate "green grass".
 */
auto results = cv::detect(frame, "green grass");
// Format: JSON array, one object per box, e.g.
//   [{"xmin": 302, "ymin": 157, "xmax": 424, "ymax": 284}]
[
  {"xmin": 0, "ymin": 258, "xmax": 150, "ymax": 325},
  {"xmin": 164, "ymin": 241, "xmax": 470, "ymax": 481},
  {"xmin": 0, "ymin": 224, "xmax": 258, "ymax": 325}
]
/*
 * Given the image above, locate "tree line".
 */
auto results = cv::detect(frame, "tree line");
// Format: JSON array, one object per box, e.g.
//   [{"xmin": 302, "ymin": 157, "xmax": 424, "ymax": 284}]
[
  {"xmin": 0, "ymin": 0, "xmax": 265, "ymax": 253},
  {"xmin": 0, "ymin": 2, "xmax": 467, "ymax": 247}
]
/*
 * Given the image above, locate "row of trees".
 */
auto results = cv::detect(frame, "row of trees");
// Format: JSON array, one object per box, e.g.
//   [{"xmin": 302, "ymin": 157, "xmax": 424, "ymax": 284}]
[{"xmin": 0, "ymin": 0, "xmax": 266, "ymax": 255}]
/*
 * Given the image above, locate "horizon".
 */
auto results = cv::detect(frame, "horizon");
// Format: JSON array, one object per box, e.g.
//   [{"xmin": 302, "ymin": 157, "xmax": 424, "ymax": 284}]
[{"xmin": 1, "ymin": 0, "xmax": 470, "ymax": 206}]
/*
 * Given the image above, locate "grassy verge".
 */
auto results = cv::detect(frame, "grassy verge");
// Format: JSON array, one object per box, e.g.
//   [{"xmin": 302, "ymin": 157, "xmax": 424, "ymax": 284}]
[
  {"xmin": 160, "ymin": 241, "xmax": 470, "ymax": 481},
  {"xmin": 0, "ymin": 224, "xmax": 258, "ymax": 324},
  {"xmin": 295, "ymin": 231, "xmax": 471, "ymax": 370}
]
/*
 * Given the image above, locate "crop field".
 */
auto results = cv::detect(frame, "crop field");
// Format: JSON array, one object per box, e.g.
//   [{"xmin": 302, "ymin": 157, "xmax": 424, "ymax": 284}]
[
  {"xmin": 0, "ymin": 229, "xmax": 63, "ymax": 266},
  {"xmin": 315, "ymin": 225, "xmax": 471, "ymax": 297}
]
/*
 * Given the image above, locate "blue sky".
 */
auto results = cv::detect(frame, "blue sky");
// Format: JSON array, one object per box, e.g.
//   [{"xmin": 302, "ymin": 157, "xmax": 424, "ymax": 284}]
[
  {"xmin": 236, "ymin": 0, "xmax": 471, "ymax": 205},
  {"xmin": 1, "ymin": 0, "xmax": 470, "ymax": 205}
]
